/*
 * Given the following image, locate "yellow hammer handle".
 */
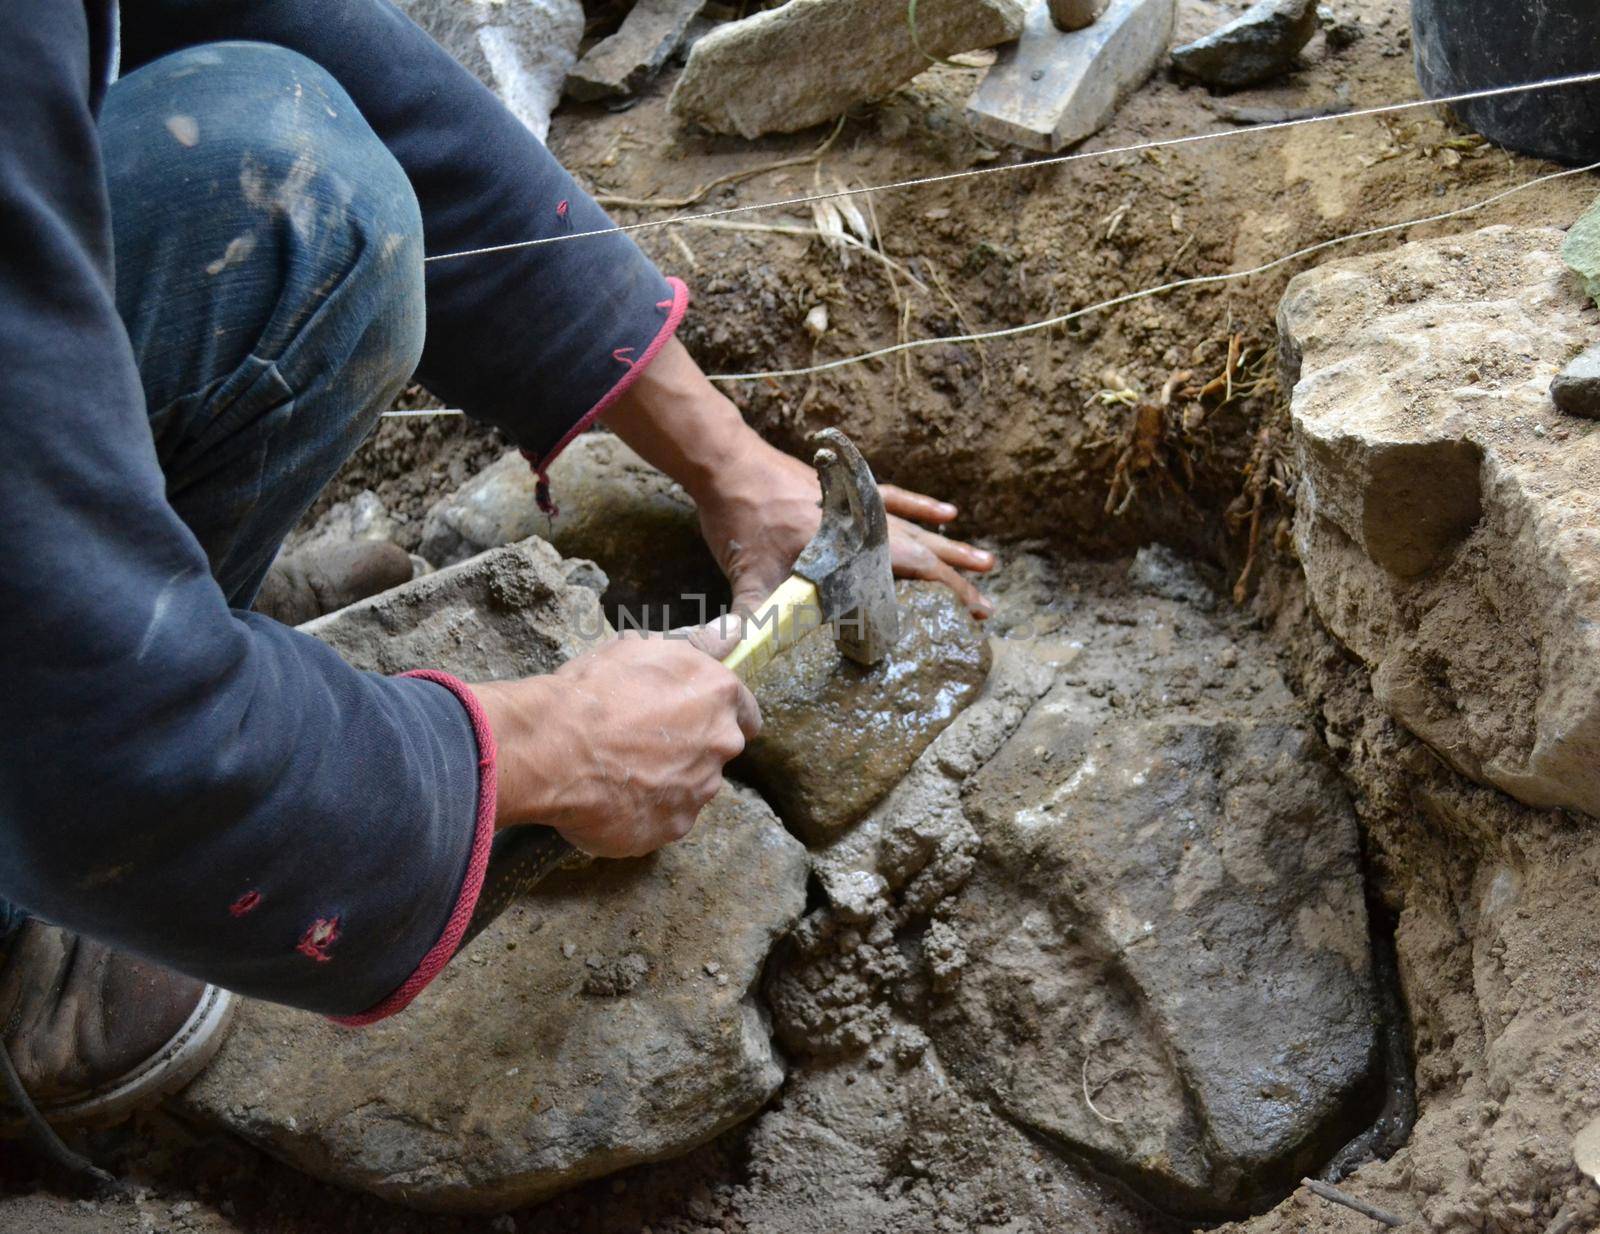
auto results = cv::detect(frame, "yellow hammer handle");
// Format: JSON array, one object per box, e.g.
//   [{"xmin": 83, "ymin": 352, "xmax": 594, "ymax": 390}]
[{"xmin": 720, "ymin": 576, "xmax": 824, "ymax": 685}]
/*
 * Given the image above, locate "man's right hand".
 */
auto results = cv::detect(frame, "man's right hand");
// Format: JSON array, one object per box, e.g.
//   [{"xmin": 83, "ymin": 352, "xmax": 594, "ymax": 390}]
[{"xmin": 472, "ymin": 629, "xmax": 760, "ymax": 858}]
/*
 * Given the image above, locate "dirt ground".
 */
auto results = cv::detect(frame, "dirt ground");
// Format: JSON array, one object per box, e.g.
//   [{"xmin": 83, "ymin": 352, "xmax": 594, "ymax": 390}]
[{"xmin": 7, "ymin": 0, "xmax": 1600, "ymax": 1229}]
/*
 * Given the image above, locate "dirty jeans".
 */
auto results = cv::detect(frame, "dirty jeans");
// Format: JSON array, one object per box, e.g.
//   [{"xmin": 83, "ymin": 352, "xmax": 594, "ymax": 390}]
[{"xmin": 0, "ymin": 40, "xmax": 426, "ymax": 942}]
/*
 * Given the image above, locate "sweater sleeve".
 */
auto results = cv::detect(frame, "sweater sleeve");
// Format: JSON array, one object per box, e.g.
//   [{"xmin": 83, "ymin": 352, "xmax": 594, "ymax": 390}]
[
  {"xmin": 0, "ymin": 0, "xmax": 487, "ymax": 1019},
  {"xmin": 119, "ymin": 0, "xmax": 689, "ymax": 478}
]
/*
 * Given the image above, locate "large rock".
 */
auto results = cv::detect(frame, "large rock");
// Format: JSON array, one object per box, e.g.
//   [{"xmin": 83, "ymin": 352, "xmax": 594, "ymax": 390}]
[
  {"xmin": 567, "ymin": 0, "xmax": 707, "ymax": 102},
  {"xmin": 1279, "ymin": 226, "xmax": 1600, "ymax": 820},
  {"xmin": 940, "ymin": 694, "xmax": 1379, "ymax": 1215},
  {"xmin": 669, "ymin": 0, "xmax": 1027, "ymax": 139},
  {"xmin": 1171, "ymin": 0, "xmax": 1318, "ymax": 88},
  {"xmin": 418, "ymin": 437, "xmax": 727, "ymax": 631},
  {"xmin": 185, "ymin": 540, "xmax": 810, "ymax": 1211},
  {"xmin": 735, "ymin": 581, "xmax": 992, "ymax": 844},
  {"xmin": 394, "ymin": 0, "xmax": 583, "ymax": 142},
  {"xmin": 764, "ymin": 550, "xmax": 1382, "ymax": 1216}
]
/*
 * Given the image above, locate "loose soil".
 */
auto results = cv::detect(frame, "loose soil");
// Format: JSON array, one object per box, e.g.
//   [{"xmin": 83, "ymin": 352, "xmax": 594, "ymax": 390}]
[{"xmin": 8, "ymin": 0, "xmax": 1600, "ymax": 1230}]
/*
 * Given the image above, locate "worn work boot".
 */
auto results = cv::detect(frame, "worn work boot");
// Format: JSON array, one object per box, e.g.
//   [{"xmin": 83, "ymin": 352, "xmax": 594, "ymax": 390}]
[
  {"xmin": 0, "ymin": 920, "xmax": 235, "ymax": 1176},
  {"xmin": 254, "ymin": 539, "xmax": 417, "ymax": 626}
]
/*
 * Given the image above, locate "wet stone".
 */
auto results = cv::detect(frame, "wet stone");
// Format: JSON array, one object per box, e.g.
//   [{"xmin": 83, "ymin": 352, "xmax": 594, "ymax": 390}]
[
  {"xmin": 734, "ymin": 581, "xmax": 992, "ymax": 845},
  {"xmin": 1171, "ymin": 0, "xmax": 1319, "ymax": 88}
]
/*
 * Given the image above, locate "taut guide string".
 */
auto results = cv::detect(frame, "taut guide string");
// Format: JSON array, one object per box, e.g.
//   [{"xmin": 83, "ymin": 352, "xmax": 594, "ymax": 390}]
[{"xmin": 380, "ymin": 69, "xmax": 1600, "ymax": 412}]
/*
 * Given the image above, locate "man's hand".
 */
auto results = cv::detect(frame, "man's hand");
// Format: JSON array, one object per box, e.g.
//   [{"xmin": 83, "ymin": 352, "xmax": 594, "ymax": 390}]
[
  {"xmin": 695, "ymin": 438, "xmax": 996, "ymax": 620},
  {"xmin": 473, "ymin": 626, "xmax": 759, "ymax": 857},
  {"xmin": 604, "ymin": 338, "xmax": 996, "ymax": 620}
]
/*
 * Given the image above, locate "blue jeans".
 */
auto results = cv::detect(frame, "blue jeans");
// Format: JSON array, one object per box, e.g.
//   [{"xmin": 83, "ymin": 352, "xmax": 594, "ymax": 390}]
[{"xmin": 0, "ymin": 40, "xmax": 425, "ymax": 941}]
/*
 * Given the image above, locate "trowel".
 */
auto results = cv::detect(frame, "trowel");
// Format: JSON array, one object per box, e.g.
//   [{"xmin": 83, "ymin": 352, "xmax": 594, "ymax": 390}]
[{"xmin": 462, "ymin": 428, "xmax": 901, "ymax": 940}]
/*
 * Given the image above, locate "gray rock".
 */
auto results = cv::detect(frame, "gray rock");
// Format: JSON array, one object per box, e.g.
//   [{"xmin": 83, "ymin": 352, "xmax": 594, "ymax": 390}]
[
  {"xmin": 293, "ymin": 491, "xmax": 399, "ymax": 555},
  {"xmin": 567, "ymin": 0, "xmax": 707, "ymax": 101},
  {"xmin": 1280, "ymin": 226, "xmax": 1600, "ymax": 821},
  {"xmin": 966, "ymin": 0, "xmax": 1175, "ymax": 153},
  {"xmin": 393, "ymin": 0, "xmax": 583, "ymax": 142},
  {"xmin": 180, "ymin": 785, "xmax": 807, "ymax": 1213},
  {"xmin": 302, "ymin": 537, "xmax": 611, "ymax": 679},
  {"xmin": 939, "ymin": 693, "xmax": 1378, "ymax": 1214},
  {"xmin": 185, "ymin": 540, "xmax": 810, "ymax": 1211},
  {"xmin": 734, "ymin": 582, "xmax": 992, "ymax": 845},
  {"xmin": 1551, "ymin": 343, "xmax": 1600, "ymax": 418},
  {"xmin": 669, "ymin": 0, "xmax": 1026, "ymax": 139},
  {"xmin": 1049, "ymin": 0, "xmax": 1107, "ymax": 32},
  {"xmin": 1171, "ymin": 0, "xmax": 1318, "ymax": 88},
  {"xmin": 418, "ymin": 437, "xmax": 727, "ymax": 631}
]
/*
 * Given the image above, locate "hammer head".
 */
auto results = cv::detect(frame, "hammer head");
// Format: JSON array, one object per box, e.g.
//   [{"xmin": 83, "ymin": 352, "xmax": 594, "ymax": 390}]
[{"xmin": 793, "ymin": 429, "xmax": 900, "ymax": 666}]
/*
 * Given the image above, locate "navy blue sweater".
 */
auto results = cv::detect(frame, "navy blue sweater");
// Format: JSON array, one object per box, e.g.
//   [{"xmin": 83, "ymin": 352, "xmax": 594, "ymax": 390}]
[{"xmin": 0, "ymin": 0, "xmax": 682, "ymax": 1018}]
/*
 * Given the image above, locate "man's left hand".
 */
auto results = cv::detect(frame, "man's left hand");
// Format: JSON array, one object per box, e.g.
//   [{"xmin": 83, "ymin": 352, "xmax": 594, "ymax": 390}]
[
  {"xmin": 695, "ymin": 435, "xmax": 995, "ymax": 620},
  {"xmin": 604, "ymin": 337, "xmax": 995, "ymax": 624}
]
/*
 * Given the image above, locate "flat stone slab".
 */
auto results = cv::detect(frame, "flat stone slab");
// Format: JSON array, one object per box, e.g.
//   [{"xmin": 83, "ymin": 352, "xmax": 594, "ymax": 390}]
[
  {"xmin": 941, "ymin": 697, "xmax": 1378, "ymax": 1214},
  {"xmin": 670, "ymin": 0, "xmax": 1025, "ymax": 139},
  {"xmin": 734, "ymin": 581, "xmax": 991, "ymax": 845},
  {"xmin": 567, "ymin": 0, "xmax": 706, "ymax": 101},
  {"xmin": 1171, "ymin": 0, "xmax": 1317, "ymax": 89},
  {"xmin": 1279, "ymin": 226, "xmax": 1600, "ymax": 820},
  {"xmin": 189, "ymin": 540, "xmax": 809, "ymax": 1211},
  {"xmin": 965, "ymin": 0, "xmax": 1174, "ymax": 153}
]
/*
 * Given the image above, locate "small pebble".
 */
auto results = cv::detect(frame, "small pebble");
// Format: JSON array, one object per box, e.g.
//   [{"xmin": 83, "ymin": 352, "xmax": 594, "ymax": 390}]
[{"xmin": 561, "ymin": 940, "xmax": 576, "ymax": 958}]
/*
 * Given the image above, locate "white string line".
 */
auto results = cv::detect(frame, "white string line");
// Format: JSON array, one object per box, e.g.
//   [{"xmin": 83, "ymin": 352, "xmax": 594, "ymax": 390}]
[
  {"xmin": 382, "ymin": 154, "xmax": 1600, "ymax": 414},
  {"xmin": 422, "ymin": 69, "xmax": 1600, "ymax": 265},
  {"xmin": 708, "ymin": 157, "xmax": 1600, "ymax": 381}
]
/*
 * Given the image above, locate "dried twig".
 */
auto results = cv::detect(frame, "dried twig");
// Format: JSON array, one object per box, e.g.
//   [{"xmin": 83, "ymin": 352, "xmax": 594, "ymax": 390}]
[
  {"xmin": 1301, "ymin": 1178, "xmax": 1404, "ymax": 1227},
  {"xmin": 594, "ymin": 117, "xmax": 846, "ymax": 211},
  {"xmin": 1080, "ymin": 1052, "xmax": 1126, "ymax": 1126}
]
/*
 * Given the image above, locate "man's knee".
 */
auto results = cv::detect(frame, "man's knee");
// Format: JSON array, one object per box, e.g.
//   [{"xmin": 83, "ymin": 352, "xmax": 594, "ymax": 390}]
[{"xmin": 103, "ymin": 41, "xmax": 426, "ymax": 400}]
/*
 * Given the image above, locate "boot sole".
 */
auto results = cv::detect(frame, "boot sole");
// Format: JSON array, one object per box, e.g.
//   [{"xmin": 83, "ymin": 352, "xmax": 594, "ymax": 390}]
[{"xmin": 1, "ymin": 984, "xmax": 237, "ymax": 1133}]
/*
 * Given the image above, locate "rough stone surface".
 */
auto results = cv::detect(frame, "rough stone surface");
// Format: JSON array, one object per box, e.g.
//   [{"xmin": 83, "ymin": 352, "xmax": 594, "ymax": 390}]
[
  {"xmin": 1551, "ymin": 342, "xmax": 1600, "ymax": 419},
  {"xmin": 567, "ymin": 0, "xmax": 706, "ymax": 101},
  {"xmin": 393, "ymin": 0, "xmax": 583, "ymax": 142},
  {"xmin": 302, "ymin": 537, "xmax": 610, "ymax": 680},
  {"xmin": 765, "ymin": 552, "xmax": 1381, "ymax": 1218},
  {"xmin": 418, "ymin": 436, "xmax": 726, "ymax": 630},
  {"xmin": 186, "ymin": 540, "xmax": 809, "ymax": 1212},
  {"xmin": 942, "ymin": 687, "xmax": 1377, "ymax": 1215},
  {"xmin": 180, "ymin": 785, "xmax": 807, "ymax": 1213},
  {"xmin": 1279, "ymin": 226, "xmax": 1600, "ymax": 821},
  {"xmin": 1171, "ymin": 0, "xmax": 1318, "ymax": 88},
  {"xmin": 669, "ymin": 0, "xmax": 1026, "ymax": 139},
  {"xmin": 734, "ymin": 581, "xmax": 992, "ymax": 845},
  {"xmin": 966, "ymin": 0, "xmax": 1175, "ymax": 152}
]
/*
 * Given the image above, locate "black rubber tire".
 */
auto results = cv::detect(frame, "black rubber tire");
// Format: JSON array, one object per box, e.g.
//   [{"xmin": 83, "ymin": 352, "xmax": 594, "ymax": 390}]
[{"xmin": 1411, "ymin": 0, "xmax": 1600, "ymax": 165}]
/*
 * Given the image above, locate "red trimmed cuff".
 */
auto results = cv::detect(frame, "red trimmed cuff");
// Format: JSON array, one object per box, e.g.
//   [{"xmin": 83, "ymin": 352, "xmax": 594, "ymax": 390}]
[
  {"xmin": 330, "ymin": 670, "xmax": 498, "ymax": 1027},
  {"xmin": 522, "ymin": 276, "xmax": 690, "ymax": 515}
]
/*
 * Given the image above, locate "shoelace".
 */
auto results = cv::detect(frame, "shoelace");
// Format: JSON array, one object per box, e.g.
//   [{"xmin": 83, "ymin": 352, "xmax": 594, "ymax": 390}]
[{"xmin": 0, "ymin": 1011, "xmax": 120, "ymax": 1192}]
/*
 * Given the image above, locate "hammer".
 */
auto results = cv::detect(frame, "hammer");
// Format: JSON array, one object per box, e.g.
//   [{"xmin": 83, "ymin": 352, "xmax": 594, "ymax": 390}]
[{"xmin": 462, "ymin": 429, "xmax": 900, "ymax": 940}]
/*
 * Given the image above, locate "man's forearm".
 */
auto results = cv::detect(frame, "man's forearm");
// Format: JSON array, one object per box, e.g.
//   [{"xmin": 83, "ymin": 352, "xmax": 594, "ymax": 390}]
[{"xmin": 602, "ymin": 337, "xmax": 758, "ymax": 505}]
